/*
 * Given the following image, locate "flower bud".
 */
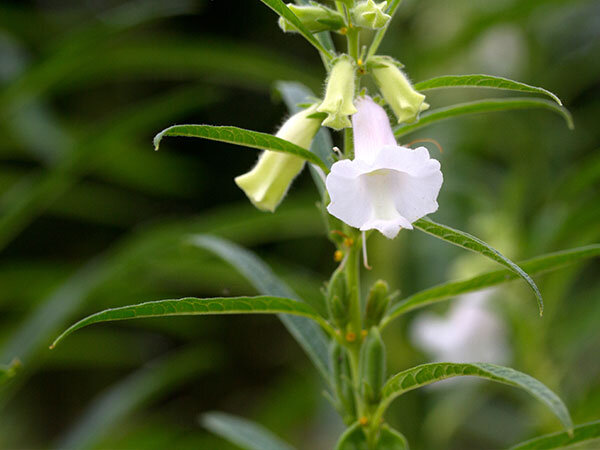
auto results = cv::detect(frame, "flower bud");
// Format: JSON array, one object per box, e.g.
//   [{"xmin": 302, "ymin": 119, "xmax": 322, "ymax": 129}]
[
  {"xmin": 365, "ymin": 279, "xmax": 391, "ymax": 328},
  {"xmin": 352, "ymin": 0, "xmax": 391, "ymax": 29},
  {"xmin": 329, "ymin": 341, "xmax": 356, "ymax": 421},
  {"xmin": 235, "ymin": 105, "xmax": 321, "ymax": 212},
  {"xmin": 359, "ymin": 327, "xmax": 386, "ymax": 404},
  {"xmin": 326, "ymin": 264, "xmax": 350, "ymax": 328},
  {"xmin": 278, "ymin": 3, "xmax": 345, "ymax": 33},
  {"xmin": 317, "ymin": 55, "xmax": 358, "ymax": 130},
  {"xmin": 369, "ymin": 56, "xmax": 429, "ymax": 124}
]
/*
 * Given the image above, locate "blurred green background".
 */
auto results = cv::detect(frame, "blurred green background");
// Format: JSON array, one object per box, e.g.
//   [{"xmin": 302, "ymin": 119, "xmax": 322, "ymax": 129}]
[{"xmin": 0, "ymin": 0, "xmax": 598, "ymax": 448}]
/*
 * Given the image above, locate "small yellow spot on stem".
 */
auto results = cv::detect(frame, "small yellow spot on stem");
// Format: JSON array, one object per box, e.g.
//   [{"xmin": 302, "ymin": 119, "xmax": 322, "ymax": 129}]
[
  {"xmin": 343, "ymin": 237, "xmax": 354, "ymax": 247},
  {"xmin": 357, "ymin": 58, "xmax": 363, "ymax": 66},
  {"xmin": 359, "ymin": 416, "xmax": 369, "ymax": 426},
  {"xmin": 340, "ymin": 27, "xmax": 348, "ymax": 35},
  {"xmin": 360, "ymin": 329, "xmax": 368, "ymax": 339},
  {"xmin": 334, "ymin": 250, "xmax": 343, "ymax": 262},
  {"xmin": 345, "ymin": 331, "xmax": 356, "ymax": 342}
]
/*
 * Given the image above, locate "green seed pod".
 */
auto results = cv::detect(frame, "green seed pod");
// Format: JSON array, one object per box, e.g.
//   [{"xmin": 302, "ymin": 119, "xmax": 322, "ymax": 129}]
[
  {"xmin": 359, "ymin": 327, "xmax": 386, "ymax": 404},
  {"xmin": 278, "ymin": 3, "xmax": 345, "ymax": 33},
  {"xmin": 329, "ymin": 341, "xmax": 356, "ymax": 420},
  {"xmin": 326, "ymin": 265, "xmax": 350, "ymax": 328},
  {"xmin": 365, "ymin": 279, "xmax": 391, "ymax": 327}
]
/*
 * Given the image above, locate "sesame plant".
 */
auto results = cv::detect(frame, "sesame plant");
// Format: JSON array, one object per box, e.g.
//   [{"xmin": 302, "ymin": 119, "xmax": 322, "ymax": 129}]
[{"xmin": 49, "ymin": 1, "xmax": 600, "ymax": 449}]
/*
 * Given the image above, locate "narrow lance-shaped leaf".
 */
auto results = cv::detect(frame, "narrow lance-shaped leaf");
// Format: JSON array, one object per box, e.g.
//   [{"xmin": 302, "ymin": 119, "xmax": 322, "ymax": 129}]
[
  {"xmin": 509, "ymin": 420, "xmax": 600, "ymax": 450},
  {"xmin": 394, "ymin": 98, "xmax": 574, "ymax": 138},
  {"xmin": 51, "ymin": 296, "xmax": 326, "ymax": 348},
  {"xmin": 202, "ymin": 411, "xmax": 296, "ymax": 450},
  {"xmin": 414, "ymin": 74, "xmax": 563, "ymax": 105},
  {"xmin": 154, "ymin": 124, "xmax": 328, "ymax": 171},
  {"xmin": 381, "ymin": 245, "xmax": 600, "ymax": 326},
  {"xmin": 377, "ymin": 362, "xmax": 573, "ymax": 433},
  {"xmin": 413, "ymin": 217, "xmax": 544, "ymax": 315},
  {"xmin": 190, "ymin": 234, "xmax": 333, "ymax": 387},
  {"xmin": 259, "ymin": 0, "xmax": 334, "ymax": 59}
]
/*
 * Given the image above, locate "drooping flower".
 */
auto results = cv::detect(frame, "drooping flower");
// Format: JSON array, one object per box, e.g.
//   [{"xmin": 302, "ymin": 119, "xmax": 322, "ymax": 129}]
[
  {"xmin": 369, "ymin": 56, "xmax": 429, "ymax": 124},
  {"xmin": 317, "ymin": 55, "xmax": 358, "ymax": 130},
  {"xmin": 326, "ymin": 96, "xmax": 442, "ymax": 239},
  {"xmin": 235, "ymin": 104, "xmax": 321, "ymax": 212}
]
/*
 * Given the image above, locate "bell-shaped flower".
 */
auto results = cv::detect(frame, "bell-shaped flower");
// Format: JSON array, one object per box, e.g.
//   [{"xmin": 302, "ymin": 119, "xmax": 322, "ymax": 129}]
[
  {"xmin": 235, "ymin": 104, "xmax": 321, "ymax": 212},
  {"xmin": 352, "ymin": 0, "xmax": 391, "ymax": 29},
  {"xmin": 317, "ymin": 55, "xmax": 358, "ymax": 130},
  {"xmin": 326, "ymin": 96, "xmax": 442, "ymax": 239},
  {"xmin": 369, "ymin": 56, "xmax": 429, "ymax": 124},
  {"xmin": 411, "ymin": 290, "xmax": 510, "ymax": 365}
]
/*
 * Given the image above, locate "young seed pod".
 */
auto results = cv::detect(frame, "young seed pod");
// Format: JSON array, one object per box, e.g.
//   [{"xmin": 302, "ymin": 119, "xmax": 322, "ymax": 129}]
[
  {"xmin": 326, "ymin": 265, "xmax": 350, "ymax": 328},
  {"xmin": 359, "ymin": 327, "xmax": 386, "ymax": 404},
  {"xmin": 329, "ymin": 341, "xmax": 356, "ymax": 421},
  {"xmin": 365, "ymin": 279, "xmax": 391, "ymax": 327}
]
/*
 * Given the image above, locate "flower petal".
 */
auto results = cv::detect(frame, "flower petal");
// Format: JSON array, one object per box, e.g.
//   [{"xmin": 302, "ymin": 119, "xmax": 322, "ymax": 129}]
[
  {"xmin": 326, "ymin": 145, "xmax": 442, "ymax": 239},
  {"xmin": 352, "ymin": 96, "xmax": 397, "ymax": 164}
]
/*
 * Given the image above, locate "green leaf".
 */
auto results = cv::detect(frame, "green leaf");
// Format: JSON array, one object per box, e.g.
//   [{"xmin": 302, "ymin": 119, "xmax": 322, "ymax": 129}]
[
  {"xmin": 414, "ymin": 75, "xmax": 563, "ymax": 105},
  {"xmin": 259, "ymin": 0, "xmax": 334, "ymax": 59},
  {"xmin": 378, "ymin": 363, "xmax": 573, "ymax": 433},
  {"xmin": 201, "ymin": 411, "xmax": 296, "ymax": 450},
  {"xmin": 394, "ymin": 98, "xmax": 574, "ymax": 137},
  {"xmin": 335, "ymin": 422, "xmax": 367, "ymax": 450},
  {"xmin": 55, "ymin": 348, "xmax": 214, "ymax": 449},
  {"xmin": 413, "ymin": 218, "xmax": 544, "ymax": 315},
  {"xmin": 153, "ymin": 124, "xmax": 328, "ymax": 171},
  {"xmin": 509, "ymin": 420, "xmax": 600, "ymax": 450},
  {"xmin": 190, "ymin": 234, "xmax": 333, "ymax": 387},
  {"xmin": 51, "ymin": 296, "xmax": 323, "ymax": 348},
  {"xmin": 0, "ymin": 359, "xmax": 20, "ymax": 386},
  {"xmin": 378, "ymin": 425, "xmax": 409, "ymax": 450},
  {"xmin": 382, "ymin": 245, "xmax": 600, "ymax": 326}
]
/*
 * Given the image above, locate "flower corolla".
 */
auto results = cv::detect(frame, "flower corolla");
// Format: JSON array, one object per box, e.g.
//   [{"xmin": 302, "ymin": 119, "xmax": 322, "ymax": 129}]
[
  {"xmin": 326, "ymin": 96, "xmax": 442, "ymax": 239},
  {"xmin": 317, "ymin": 55, "xmax": 358, "ymax": 130},
  {"xmin": 235, "ymin": 104, "xmax": 321, "ymax": 212},
  {"xmin": 370, "ymin": 56, "xmax": 429, "ymax": 124}
]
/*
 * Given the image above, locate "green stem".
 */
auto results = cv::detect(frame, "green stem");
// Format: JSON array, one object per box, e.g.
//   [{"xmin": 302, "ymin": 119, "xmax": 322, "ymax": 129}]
[
  {"xmin": 347, "ymin": 27, "xmax": 359, "ymax": 60},
  {"xmin": 347, "ymin": 343, "xmax": 365, "ymax": 419},
  {"xmin": 345, "ymin": 232, "xmax": 362, "ymax": 336}
]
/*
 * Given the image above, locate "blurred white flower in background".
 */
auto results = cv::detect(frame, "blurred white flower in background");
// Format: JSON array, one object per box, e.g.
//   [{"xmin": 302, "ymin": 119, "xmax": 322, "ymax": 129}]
[{"xmin": 411, "ymin": 289, "xmax": 510, "ymax": 365}]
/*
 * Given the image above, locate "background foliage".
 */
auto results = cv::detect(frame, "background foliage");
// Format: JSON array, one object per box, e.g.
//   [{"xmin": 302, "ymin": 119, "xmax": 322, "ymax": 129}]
[{"xmin": 0, "ymin": 0, "xmax": 598, "ymax": 448}]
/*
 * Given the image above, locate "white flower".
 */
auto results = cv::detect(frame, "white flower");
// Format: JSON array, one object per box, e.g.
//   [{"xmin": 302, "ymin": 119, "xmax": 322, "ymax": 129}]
[
  {"xmin": 325, "ymin": 96, "xmax": 443, "ymax": 239},
  {"xmin": 410, "ymin": 290, "xmax": 510, "ymax": 364}
]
